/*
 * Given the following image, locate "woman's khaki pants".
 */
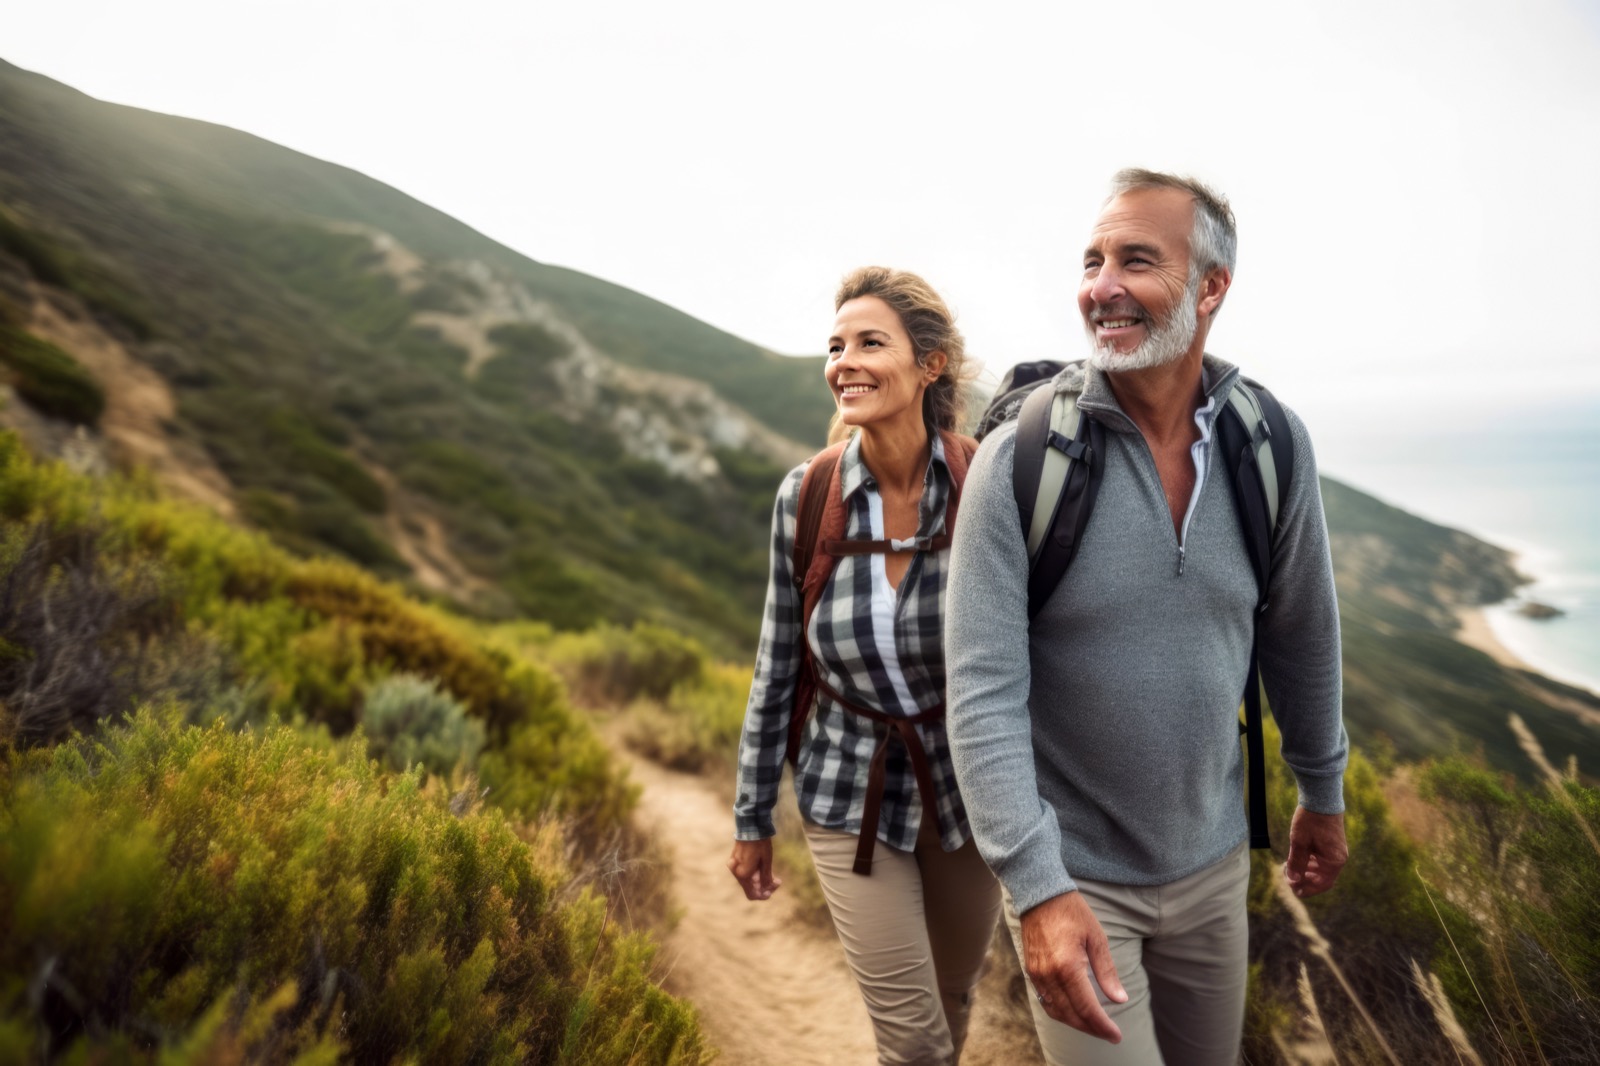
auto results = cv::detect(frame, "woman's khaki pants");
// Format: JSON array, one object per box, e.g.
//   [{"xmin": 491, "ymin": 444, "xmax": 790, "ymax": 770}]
[
  {"xmin": 1004, "ymin": 841, "xmax": 1252, "ymax": 1066},
  {"xmin": 805, "ymin": 818, "xmax": 1002, "ymax": 1066}
]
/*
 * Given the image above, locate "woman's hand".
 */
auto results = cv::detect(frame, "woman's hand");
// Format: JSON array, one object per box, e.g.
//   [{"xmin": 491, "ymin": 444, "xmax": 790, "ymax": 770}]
[{"xmin": 728, "ymin": 838, "xmax": 783, "ymax": 901}]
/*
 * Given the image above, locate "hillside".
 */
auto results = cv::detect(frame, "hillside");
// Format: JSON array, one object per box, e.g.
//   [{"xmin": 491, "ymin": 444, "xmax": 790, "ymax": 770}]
[
  {"xmin": 0, "ymin": 57, "xmax": 832, "ymax": 651},
  {"xmin": 0, "ymin": 58, "xmax": 1595, "ymax": 776}
]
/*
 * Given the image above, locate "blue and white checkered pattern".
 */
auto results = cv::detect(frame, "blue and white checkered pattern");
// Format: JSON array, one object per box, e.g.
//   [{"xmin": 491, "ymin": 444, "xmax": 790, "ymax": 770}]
[{"xmin": 733, "ymin": 432, "xmax": 972, "ymax": 854}]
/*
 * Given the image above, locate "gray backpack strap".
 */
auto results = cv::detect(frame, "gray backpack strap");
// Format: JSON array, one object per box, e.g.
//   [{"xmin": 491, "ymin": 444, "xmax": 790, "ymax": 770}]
[
  {"xmin": 1026, "ymin": 390, "xmax": 1084, "ymax": 561},
  {"xmin": 1012, "ymin": 381, "xmax": 1103, "ymax": 620},
  {"xmin": 1224, "ymin": 386, "xmax": 1279, "ymax": 530}
]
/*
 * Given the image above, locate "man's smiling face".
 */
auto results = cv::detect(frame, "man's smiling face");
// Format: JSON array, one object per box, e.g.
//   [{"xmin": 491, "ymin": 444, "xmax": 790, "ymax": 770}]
[{"xmin": 1079, "ymin": 186, "xmax": 1201, "ymax": 372}]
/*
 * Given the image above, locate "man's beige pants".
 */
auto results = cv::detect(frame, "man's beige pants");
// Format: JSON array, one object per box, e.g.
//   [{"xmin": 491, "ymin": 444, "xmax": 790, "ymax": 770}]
[
  {"xmin": 1004, "ymin": 842, "xmax": 1251, "ymax": 1066},
  {"xmin": 805, "ymin": 818, "xmax": 1002, "ymax": 1065}
]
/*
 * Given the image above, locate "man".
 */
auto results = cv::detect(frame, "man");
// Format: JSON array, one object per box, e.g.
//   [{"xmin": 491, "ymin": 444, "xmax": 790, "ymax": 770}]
[{"xmin": 945, "ymin": 169, "xmax": 1350, "ymax": 1065}]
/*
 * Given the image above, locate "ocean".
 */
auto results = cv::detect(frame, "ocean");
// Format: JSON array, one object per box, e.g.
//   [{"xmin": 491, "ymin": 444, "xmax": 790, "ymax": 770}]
[{"xmin": 1318, "ymin": 404, "xmax": 1600, "ymax": 695}]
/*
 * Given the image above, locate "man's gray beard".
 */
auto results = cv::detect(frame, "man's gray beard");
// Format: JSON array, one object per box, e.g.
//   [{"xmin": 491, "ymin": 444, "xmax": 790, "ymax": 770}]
[{"xmin": 1085, "ymin": 271, "xmax": 1201, "ymax": 372}]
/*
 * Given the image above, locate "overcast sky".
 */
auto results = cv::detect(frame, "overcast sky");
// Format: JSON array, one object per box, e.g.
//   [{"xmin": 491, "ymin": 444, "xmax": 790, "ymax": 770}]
[{"xmin": 8, "ymin": 0, "xmax": 1600, "ymax": 491}]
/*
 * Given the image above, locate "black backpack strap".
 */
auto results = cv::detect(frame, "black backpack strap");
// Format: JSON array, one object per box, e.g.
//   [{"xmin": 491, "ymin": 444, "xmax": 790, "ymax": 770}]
[
  {"xmin": 1240, "ymin": 646, "xmax": 1271, "ymax": 848},
  {"xmin": 1030, "ymin": 417, "xmax": 1102, "ymax": 621},
  {"xmin": 1217, "ymin": 379, "xmax": 1296, "ymax": 851}
]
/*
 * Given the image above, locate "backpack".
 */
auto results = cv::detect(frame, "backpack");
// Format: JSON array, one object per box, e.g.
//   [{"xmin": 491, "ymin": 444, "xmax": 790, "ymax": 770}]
[
  {"xmin": 977, "ymin": 359, "xmax": 1293, "ymax": 850},
  {"xmin": 785, "ymin": 428, "xmax": 980, "ymax": 875}
]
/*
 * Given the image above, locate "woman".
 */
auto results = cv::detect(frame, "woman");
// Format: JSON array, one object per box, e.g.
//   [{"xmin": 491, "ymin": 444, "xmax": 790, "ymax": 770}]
[{"xmin": 728, "ymin": 266, "xmax": 1002, "ymax": 1065}]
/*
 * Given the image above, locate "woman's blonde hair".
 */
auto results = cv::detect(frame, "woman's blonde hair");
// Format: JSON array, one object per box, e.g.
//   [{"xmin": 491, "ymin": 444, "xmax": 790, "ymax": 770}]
[{"xmin": 828, "ymin": 266, "xmax": 972, "ymax": 442}]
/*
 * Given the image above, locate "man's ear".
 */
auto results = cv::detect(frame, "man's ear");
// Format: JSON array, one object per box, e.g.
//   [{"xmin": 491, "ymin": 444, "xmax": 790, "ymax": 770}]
[{"xmin": 1198, "ymin": 266, "xmax": 1232, "ymax": 319}]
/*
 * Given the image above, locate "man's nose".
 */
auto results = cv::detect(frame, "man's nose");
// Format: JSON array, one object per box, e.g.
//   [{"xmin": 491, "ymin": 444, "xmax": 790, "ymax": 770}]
[{"xmin": 1088, "ymin": 266, "xmax": 1126, "ymax": 305}]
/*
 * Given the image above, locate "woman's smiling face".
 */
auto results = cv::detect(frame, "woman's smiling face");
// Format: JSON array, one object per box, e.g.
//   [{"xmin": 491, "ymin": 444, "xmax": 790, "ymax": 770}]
[{"xmin": 825, "ymin": 296, "xmax": 943, "ymax": 433}]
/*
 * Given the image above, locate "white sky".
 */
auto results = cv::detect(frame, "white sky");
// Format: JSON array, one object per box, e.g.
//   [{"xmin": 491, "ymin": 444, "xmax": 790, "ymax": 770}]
[{"xmin": 8, "ymin": 0, "xmax": 1600, "ymax": 497}]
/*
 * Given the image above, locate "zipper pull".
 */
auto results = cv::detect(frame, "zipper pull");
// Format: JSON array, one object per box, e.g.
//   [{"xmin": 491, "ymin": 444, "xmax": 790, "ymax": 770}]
[{"xmin": 1176, "ymin": 545, "xmax": 1186, "ymax": 576}]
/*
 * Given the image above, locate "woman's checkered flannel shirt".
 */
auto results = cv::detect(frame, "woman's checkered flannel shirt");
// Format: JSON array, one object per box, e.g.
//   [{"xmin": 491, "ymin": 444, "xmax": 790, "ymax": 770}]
[{"xmin": 733, "ymin": 431, "xmax": 973, "ymax": 854}]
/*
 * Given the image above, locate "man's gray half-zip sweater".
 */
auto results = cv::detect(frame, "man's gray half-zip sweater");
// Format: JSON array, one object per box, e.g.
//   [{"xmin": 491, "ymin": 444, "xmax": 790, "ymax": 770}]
[{"xmin": 945, "ymin": 355, "xmax": 1348, "ymax": 915}]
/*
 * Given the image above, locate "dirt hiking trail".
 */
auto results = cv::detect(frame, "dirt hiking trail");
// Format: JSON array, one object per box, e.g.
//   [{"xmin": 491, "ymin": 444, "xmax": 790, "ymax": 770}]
[{"xmin": 620, "ymin": 751, "xmax": 1043, "ymax": 1065}]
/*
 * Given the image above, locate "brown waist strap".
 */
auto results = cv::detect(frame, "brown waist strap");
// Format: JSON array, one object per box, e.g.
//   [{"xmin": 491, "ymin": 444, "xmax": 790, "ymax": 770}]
[{"xmin": 815, "ymin": 675, "xmax": 945, "ymax": 876}]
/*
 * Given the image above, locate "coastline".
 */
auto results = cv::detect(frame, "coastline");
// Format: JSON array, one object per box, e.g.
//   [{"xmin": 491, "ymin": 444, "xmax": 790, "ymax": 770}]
[
  {"xmin": 1455, "ymin": 606, "xmax": 1533, "ymax": 671},
  {"xmin": 1481, "ymin": 538, "xmax": 1600, "ymax": 696}
]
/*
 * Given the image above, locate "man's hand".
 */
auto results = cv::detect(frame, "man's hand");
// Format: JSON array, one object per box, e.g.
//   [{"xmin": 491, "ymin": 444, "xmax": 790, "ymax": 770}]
[
  {"xmin": 1284, "ymin": 807, "xmax": 1348, "ymax": 898},
  {"xmin": 727, "ymin": 838, "xmax": 782, "ymax": 901},
  {"xmin": 1020, "ymin": 891, "xmax": 1128, "ymax": 1043}
]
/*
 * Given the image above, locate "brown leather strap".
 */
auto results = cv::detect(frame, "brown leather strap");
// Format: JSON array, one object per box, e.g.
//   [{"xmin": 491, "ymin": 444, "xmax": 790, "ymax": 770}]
[
  {"xmin": 787, "ymin": 443, "xmax": 849, "ymax": 767},
  {"xmin": 816, "ymin": 675, "xmax": 945, "ymax": 876}
]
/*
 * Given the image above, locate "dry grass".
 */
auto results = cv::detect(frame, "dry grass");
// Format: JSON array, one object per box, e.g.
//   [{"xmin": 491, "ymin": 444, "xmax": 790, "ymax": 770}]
[
  {"xmin": 1270, "ymin": 963, "xmax": 1340, "ymax": 1065},
  {"xmin": 1409, "ymin": 957, "xmax": 1485, "ymax": 1066},
  {"xmin": 1510, "ymin": 713, "xmax": 1600, "ymax": 858},
  {"xmin": 1274, "ymin": 877, "xmax": 1403, "ymax": 1065}
]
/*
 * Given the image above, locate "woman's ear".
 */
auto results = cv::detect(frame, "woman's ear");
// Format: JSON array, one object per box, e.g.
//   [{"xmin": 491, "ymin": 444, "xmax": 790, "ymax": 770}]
[{"xmin": 923, "ymin": 350, "xmax": 948, "ymax": 381}]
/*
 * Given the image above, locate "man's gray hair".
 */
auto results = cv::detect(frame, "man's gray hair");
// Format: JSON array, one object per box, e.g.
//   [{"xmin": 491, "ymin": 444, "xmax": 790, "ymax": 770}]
[{"xmin": 1108, "ymin": 168, "xmax": 1237, "ymax": 277}]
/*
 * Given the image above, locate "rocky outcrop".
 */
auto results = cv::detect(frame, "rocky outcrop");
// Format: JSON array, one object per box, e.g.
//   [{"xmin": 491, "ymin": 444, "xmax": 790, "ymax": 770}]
[{"xmin": 344, "ymin": 231, "xmax": 812, "ymax": 482}]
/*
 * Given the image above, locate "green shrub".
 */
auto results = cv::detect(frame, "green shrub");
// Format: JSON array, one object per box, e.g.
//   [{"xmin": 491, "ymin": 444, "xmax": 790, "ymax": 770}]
[
  {"xmin": 0, "ymin": 326, "xmax": 106, "ymax": 425},
  {"xmin": 623, "ymin": 661, "xmax": 748, "ymax": 774},
  {"xmin": 0, "ymin": 434, "xmax": 635, "ymax": 847},
  {"xmin": 1418, "ymin": 755, "xmax": 1600, "ymax": 1059},
  {"xmin": 478, "ymin": 680, "xmax": 638, "ymax": 836},
  {"xmin": 0, "ymin": 709, "xmax": 706, "ymax": 1063},
  {"xmin": 546, "ymin": 622, "xmax": 709, "ymax": 707},
  {"xmin": 288, "ymin": 563, "xmax": 510, "ymax": 718},
  {"xmin": 361, "ymin": 672, "xmax": 486, "ymax": 776}
]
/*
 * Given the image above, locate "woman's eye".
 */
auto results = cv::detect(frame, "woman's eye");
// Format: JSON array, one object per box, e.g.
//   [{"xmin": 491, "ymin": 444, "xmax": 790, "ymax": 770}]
[{"xmin": 828, "ymin": 345, "xmax": 843, "ymax": 355}]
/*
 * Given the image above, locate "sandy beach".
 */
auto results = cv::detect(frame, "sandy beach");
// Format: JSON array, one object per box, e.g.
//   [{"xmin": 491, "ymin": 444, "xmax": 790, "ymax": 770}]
[{"xmin": 1454, "ymin": 606, "xmax": 1532, "ymax": 670}]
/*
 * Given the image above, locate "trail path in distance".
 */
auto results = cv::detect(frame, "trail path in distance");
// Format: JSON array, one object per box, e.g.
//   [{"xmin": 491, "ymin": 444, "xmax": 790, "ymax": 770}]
[{"xmin": 620, "ymin": 749, "xmax": 1043, "ymax": 1065}]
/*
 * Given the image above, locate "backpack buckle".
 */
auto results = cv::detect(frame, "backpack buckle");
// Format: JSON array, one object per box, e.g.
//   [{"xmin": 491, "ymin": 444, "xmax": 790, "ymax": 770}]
[{"xmin": 1046, "ymin": 430, "xmax": 1089, "ymax": 461}]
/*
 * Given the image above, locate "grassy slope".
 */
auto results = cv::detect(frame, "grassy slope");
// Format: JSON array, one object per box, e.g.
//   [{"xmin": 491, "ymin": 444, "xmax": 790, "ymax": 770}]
[
  {"xmin": 0, "ymin": 58, "xmax": 832, "ymax": 653},
  {"xmin": 0, "ymin": 60, "xmax": 832, "ymax": 443}
]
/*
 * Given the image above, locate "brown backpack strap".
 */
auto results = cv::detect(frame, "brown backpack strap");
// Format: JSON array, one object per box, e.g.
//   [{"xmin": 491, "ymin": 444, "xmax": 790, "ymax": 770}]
[
  {"xmin": 936, "ymin": 430, "xmax": 978, "ymax": 538},
  {"xmin": 816, "ymin": 674, "xmax": 945, "ymax": 875},
  {"xmin": 792, "ymin": 444, "xmax": 845, "ymax": 595},
  {"xmin": 786, "ymin": 443, "xmax": 849, "ymax": 767}
]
